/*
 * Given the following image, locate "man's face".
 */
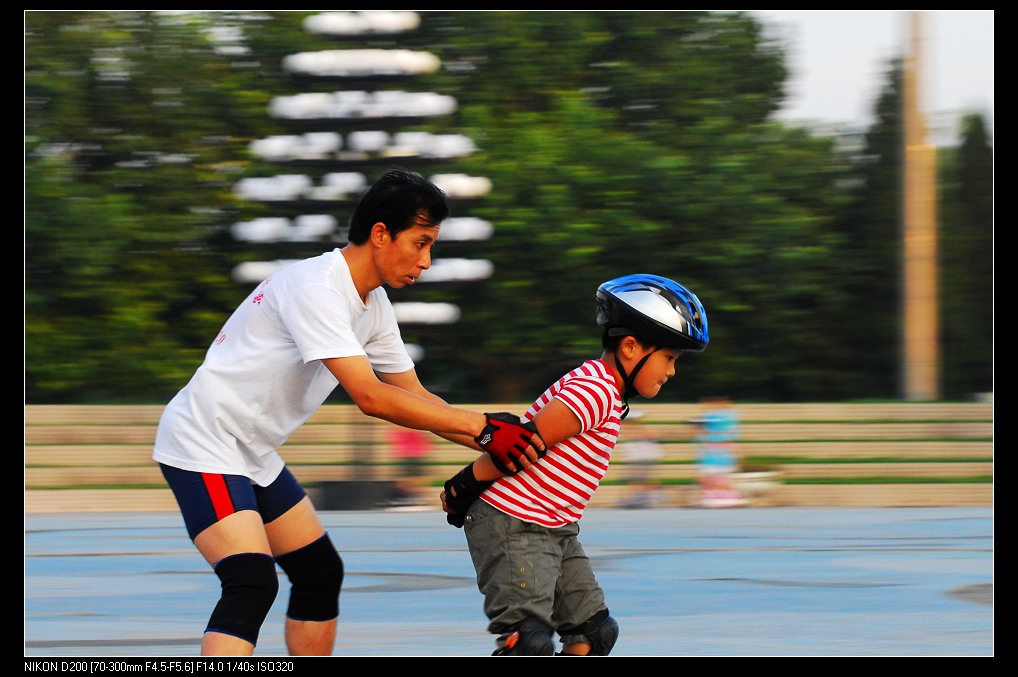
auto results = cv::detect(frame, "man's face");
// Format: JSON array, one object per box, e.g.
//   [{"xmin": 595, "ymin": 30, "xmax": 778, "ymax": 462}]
[{"xmin": 377, "ymin": 223, "xmax": 440, "ymax": 288}]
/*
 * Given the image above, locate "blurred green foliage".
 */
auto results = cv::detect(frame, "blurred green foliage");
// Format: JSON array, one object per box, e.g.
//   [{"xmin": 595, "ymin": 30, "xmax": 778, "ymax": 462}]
[{"xmin": 24, "ymin": 11, "xmax": 993, "ymax": 404}]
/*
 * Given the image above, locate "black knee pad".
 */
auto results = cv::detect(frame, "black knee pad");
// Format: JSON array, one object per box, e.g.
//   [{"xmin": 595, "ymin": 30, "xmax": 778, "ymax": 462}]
[
  {"xmin": 494, "ymin": 617, "xmax": 556, "ymax": 656},
  {"xmin": 559, "ymin": 608, "xmax": 620, "ymax": 656},
  {"xmin": 206, "ymin": 553, "xmax": 279, "ymax": 646},
  {"xmin": 275, "ymin": 533, "xmax": 344, "ymax": 622}
]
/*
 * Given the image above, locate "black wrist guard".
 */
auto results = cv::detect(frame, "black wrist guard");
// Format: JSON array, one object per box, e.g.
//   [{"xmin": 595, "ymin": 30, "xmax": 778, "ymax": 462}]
[{"xmin": 444, "ymin": 463, "xmax": 493, "ymax": 527}]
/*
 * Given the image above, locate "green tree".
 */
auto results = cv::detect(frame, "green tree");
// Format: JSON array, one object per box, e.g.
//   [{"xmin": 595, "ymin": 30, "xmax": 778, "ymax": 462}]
[
  {"xmin": 25, "ymin": 11, "xmax": 271, "ymax": 402},
  {"xmin": 832, "ymin": 59, "xmax": 905, "ymax": 399},
  {"xmin": 833, "ymin": 61, "xmax": 994, "ymax": 402},
  {"xmin": 394, "ymin": 11, "xmax": 856, "ymax": 402},
  {"xmin": 939, "ymin": 113, "xmax": 994, "ymax": 398},
  {"xmin": 26, "ymin": 11, "xmax": 985, "ymax": 405}
]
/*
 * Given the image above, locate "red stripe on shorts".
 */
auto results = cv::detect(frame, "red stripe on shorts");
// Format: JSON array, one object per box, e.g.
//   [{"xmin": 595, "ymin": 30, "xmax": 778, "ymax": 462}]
[{"xmin": 202, "ymin": 473, "xmax": 236, "ymax": 521}]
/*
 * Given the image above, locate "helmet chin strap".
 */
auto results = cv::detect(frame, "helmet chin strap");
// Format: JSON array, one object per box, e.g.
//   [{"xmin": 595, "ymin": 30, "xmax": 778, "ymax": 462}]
[{"xmin": 615, "ymin": 349, "xmax": 657, "ymax": 420}]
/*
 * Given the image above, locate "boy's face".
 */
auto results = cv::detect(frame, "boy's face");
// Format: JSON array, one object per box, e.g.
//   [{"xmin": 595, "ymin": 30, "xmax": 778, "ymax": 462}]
[{"xmin": 631, "ymin": 347, "xmax": 683, "ymax": 399}]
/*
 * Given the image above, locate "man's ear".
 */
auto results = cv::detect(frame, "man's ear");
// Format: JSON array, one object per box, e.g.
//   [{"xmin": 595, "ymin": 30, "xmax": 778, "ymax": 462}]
[{"xmin": 370, "ymin": 222, "xmax": 388, "ymax": 247}]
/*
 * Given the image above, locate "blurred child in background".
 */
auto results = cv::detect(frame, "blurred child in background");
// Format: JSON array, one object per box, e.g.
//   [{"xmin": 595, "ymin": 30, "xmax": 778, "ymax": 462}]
[
  {"xmin": 616, "ymin": 409, "xmax": 666, "ymax": 509},
  {"xmin": 692, "ymin": 396, "xmax": 746, "ymax": 508}
]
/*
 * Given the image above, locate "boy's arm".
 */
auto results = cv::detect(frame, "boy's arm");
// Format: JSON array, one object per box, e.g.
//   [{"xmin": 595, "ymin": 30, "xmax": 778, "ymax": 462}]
[
  {"xmin": 441, "ymin": 439, "xmax": 537, "ymax": 527},
  {"xmin": 531, "ymin": 398, "xmax": 582, "ymax": 446},
  {"xmin": 441, "ymin": 398, "xmax": 584, "ymax": 527},
  {"xmin": 467, "ymin": 453, "xmax": 502, "ymax": 482}
]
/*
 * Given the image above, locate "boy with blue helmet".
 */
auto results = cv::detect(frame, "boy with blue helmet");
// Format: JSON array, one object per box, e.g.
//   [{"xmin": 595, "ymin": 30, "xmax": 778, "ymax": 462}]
[{"xmin": 441, "ymin": 274, "xmax": 709, "ymax": 655}]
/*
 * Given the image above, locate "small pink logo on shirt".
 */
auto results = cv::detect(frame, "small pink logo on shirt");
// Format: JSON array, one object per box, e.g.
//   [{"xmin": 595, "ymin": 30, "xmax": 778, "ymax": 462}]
[
  {"xmin": 214, "ymin": 331, "xmax": 226, "ymax": 345},
  {"xmin": 253, "ymin": 293, "xmax": 265, "ymax": 305}
]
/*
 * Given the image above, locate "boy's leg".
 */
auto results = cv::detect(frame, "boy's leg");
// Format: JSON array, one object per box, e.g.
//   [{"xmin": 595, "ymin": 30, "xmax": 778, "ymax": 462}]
[
  {"xmin": 554, "ymin": 533, "xmax": 617, "ymax": 655},
  {"xmin": 465, "ymin": 500, "xmax": 559, "ymax": 654}
]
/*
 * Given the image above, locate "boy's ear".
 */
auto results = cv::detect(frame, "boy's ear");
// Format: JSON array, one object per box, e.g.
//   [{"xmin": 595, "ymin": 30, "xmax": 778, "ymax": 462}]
[{"xmin": 619, "ymin": 335, "xmax": 641, "ymax": 359}]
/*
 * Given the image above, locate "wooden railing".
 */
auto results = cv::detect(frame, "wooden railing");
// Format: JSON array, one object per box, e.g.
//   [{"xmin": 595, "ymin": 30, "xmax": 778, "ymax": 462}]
[{"xmin": 24, "ymin": 402, "xmax": 993, "ymax": 511}]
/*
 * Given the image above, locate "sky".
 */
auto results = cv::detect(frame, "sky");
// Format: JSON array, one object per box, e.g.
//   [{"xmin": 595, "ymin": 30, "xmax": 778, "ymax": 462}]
[{"xmin": 748, "ymin": 10, "xmax": 993, "ymax": 141}]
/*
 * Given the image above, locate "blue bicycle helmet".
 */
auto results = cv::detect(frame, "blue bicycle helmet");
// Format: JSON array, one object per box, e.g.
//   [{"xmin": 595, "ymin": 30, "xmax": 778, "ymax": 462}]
[{"xmin": 596, "ymin": 274, "xmax": 709, "ymax": 352}]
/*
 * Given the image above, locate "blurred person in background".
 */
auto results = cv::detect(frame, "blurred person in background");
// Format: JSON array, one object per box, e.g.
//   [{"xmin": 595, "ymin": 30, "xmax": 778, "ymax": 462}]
[
  {"xmin": 386, "ymin": 425, "xmax": 433, "ymax": 508},
  {"xmin": 152, "ymin": 167, "xmax": 545, "ymax": 656},
  {"xmin": 441, "ymin": 274, "xmax": 709, "ymax": 655},
  {"xmin": 692, "ymin": 395, "xmax": 746, "ymax": 508},
  {"xmin": 616, "ymin": 409, "xmax": 666, "ymax": 509}
]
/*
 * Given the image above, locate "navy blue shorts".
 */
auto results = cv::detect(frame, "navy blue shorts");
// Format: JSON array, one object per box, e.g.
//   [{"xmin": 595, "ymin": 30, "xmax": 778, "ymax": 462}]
[{"xmin": 159, "ymin": 464, "xmax": 307, "ymax": 541}]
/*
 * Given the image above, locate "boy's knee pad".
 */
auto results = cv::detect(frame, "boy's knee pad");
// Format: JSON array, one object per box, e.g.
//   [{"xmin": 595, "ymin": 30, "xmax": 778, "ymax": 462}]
[
  {"xmin": 494, "ymin": 617, "xmax": 556, "ymax": 656},
  {"xmin": 275, "ymin": 534, "xmax": 344, "ymax": 622},
  {"xmin": 559, "ymin": 608, "xmax": 619, "ymax": 655},
  {"xmin": 206, "ymin": 553, "xmax": 279, "ymax": 646}
]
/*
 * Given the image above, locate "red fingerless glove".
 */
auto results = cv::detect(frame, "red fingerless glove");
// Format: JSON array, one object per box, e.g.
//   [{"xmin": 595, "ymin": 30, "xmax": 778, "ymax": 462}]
[{"xmin": 475, "ymin": 412, "xmax": 543, "ymax": 474}]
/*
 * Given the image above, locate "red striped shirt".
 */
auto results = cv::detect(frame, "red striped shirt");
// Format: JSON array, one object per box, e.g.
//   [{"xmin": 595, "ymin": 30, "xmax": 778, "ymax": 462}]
[{"xmin": 480, "ymin": 359, "xmax": 623, "ymax": 527}]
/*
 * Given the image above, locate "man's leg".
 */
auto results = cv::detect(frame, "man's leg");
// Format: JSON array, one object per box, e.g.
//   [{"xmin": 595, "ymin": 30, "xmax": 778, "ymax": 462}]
[
  {"xmin": 193, "ymin": 510, "xmax": 276, "ymax": 656},
  {"xmin": 283, "ymin": 616, "xmax": 337, "ymax": 656},
  {"xmin": 161, "ymin": 466, "xmax": 277, "ymax": 657},
  {"xmin": 267, "ymin": 497, "xmax": 342, "ymax": 656}
]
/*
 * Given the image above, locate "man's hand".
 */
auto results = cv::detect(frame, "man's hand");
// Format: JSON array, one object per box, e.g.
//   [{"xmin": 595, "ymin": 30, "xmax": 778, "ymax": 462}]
[{"xmin": 475, "ymin": 412, "xmax": 546, "ymax": 474}]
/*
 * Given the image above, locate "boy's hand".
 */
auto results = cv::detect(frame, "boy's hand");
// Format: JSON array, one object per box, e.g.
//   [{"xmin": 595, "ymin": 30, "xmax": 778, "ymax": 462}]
[
  {"xmin": 441, "ymin": 463, "xmax": 494, "ymax": 528},
  {"xmin": 440, "ymin": 489, "xmax": 466, "ymax": 528},
  {"xmin": 475, "ymin": 412, "xmax": 546, "ymax": 474}
]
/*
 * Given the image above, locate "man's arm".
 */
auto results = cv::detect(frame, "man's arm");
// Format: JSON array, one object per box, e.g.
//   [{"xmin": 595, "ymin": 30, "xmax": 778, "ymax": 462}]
[
  {"xmin": 326, "ymin": 356, "xmax": 485, "ymax": 436},
  {"xmin": 376, "ymin": 368, "xmax": 481, "ymax": 449},
  {"xmin": 324, "ymin": 356, "xmax": 545, "ymax": 471}
]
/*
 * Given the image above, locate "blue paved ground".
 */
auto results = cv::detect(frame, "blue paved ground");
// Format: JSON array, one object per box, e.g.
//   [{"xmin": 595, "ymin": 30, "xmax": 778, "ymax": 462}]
[{"xmin": 24, "ymin": 506, "xmax": 994, "ymax": 657}]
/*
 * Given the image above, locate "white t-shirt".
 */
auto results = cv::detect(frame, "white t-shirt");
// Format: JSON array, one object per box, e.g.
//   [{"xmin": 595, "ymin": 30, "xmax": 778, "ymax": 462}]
[{"xmin": 152, "ymin": 249, "xmax": 414, "ymax": 485}]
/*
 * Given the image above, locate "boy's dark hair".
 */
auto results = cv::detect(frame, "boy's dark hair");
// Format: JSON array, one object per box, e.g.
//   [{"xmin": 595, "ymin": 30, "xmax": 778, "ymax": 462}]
[
  {"xmin": 601, "ymin": 329, "xmax": 646, "ymax": 351},
  {"xmin": 347, "ymin": 167, "xmax": 449, "ymax": 244}
]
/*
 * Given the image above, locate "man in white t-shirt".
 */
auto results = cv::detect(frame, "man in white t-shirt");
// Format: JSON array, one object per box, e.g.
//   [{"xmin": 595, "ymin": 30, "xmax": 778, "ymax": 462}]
[{"xmin": 153, "ymin": 167, "xmax": 545, "ymax": 656}]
